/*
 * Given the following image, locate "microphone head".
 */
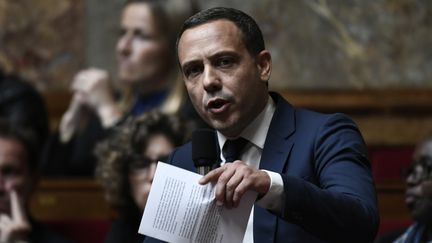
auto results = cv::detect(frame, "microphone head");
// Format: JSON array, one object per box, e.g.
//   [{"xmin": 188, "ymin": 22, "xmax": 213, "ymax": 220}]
[{"xmin": 192, "ymin": 129, "xmax": 218, "ymax": 167}]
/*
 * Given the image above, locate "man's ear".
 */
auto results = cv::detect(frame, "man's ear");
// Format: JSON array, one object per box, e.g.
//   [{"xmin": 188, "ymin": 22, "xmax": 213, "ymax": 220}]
[{"xmin": 256, "ymin": 50, "xmax": 272, "ymax": 82}]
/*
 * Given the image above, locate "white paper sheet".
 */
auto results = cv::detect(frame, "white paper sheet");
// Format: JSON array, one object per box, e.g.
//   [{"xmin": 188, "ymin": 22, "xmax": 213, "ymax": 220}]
[{"xmin": 138, "ymin": 162, "xmax": 257, "ymax": 243}]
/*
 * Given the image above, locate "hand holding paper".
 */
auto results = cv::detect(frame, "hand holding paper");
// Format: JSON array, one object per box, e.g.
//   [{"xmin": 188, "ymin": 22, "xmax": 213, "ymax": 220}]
[
  {"xmin": 199, "ymin": 160, "xmax": 270, "ymax": 209},
  {"xmin": 139, "ymin": 162, "xmax": 257, "ymax": 243}
]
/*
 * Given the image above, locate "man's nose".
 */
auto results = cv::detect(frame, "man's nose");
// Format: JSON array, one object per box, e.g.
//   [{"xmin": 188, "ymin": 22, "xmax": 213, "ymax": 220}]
[{"xmin": 202, "ymin": 67, "xmax": 222, "ymax": 93}]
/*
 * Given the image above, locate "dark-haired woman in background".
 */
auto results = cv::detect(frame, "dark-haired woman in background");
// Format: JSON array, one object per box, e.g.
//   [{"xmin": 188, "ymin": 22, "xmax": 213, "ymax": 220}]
[{"xmin": 95, "ymin": 111, "xmax": 188, "ymax": 243}]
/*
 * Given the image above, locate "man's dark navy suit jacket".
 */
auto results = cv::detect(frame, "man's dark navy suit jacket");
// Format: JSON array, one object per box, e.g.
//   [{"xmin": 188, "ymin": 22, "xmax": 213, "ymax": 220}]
[{"xmin": 144, "ymin": 92, "xmax": 379, "ymax": 243}]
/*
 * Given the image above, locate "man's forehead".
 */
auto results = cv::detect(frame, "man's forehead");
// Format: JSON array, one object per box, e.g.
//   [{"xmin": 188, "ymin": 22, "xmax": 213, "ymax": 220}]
[
  {"xmin": 178, "ymin": 20, "xmax": 244, "ymax": 62},
  {"xmin": 185, "ymin": 19, "xmax": 239, "ymax": 34}
]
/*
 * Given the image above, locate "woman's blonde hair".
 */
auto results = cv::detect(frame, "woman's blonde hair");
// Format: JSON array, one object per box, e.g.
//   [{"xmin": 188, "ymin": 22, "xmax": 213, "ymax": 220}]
[{"xmin": 119, "ymin": 0, "xmax": 198, "ymax": 115}]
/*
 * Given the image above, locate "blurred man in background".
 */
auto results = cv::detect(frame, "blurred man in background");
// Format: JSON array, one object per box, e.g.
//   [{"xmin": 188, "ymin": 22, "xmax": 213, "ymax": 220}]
[
  {"xmin": 377, "ymin": 136, "xmax": 432, "ymax": 243},
  {"xmin": 0, "ymin": 120, "xmax": 70, "ymax": 242}
]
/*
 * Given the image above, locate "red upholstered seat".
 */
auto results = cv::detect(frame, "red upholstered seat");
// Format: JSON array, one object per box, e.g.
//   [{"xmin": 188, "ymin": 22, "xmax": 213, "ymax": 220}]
[
  {"xmin": 45, "ymin": 219, "xmax": 111, "ymax": 243},
  {"xmin": 378, "ymin": 219, "xmax": 412, "ymax": 235},
  {"xmin": 369, "ymin": 147, "xmax": 415, "ymax": 238},
  {"xmin": 369, "ymin": 147, "xmax": 414, "ymax": 182}
]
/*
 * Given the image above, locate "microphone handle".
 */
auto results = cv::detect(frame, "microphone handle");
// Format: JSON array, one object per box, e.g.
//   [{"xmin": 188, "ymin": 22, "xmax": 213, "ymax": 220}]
[{"xmin": 197, "ymin": 166, "xmax": 212, "ymax": 175}]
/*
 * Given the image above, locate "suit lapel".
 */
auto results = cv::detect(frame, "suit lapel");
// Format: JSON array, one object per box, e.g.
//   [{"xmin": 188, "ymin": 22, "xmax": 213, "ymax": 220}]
[
  {"xmin": 260, "ymin": 92, "xmax": 295, "ymax": 174},
  {"xmin": 254, "ymin": 92, "xmax": 296, "ymax": 242}
]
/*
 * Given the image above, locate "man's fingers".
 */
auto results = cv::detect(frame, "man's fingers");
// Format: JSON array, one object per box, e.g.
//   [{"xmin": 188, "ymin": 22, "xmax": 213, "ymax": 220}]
[
  {"xmin": 9, "ymin": 190, "xmax": 25, "ymax": 223},
  {"xmin": 198, "ymin": 162, "xmax": 271, "ymax": 209},
  {"xmin": 232, "ymin": 180, "xmax": 250, "ymax": 208},
  {"xmin": 0, "ymin": 214, "xmax": 11, "ymax": 225},
  {"xmin": 231, "ymin": 167, "xmax": 254, "ymax": 208},
  {"xmin": 214, "ymin": 168, "xmax": 236, "ymax": 206},
  {"xmin": 0, "ymin": 213, "xmax": 11, "ymax": 241},
  {"xmin": 0, "ymin": 193, "xmax": 31, "ymax": 242},
  {"xmin": 199, "ymin": 167, "xmax": 224, "ymax": 184},
  {"xmin": 224, "ymin": 172, "xmax": 244, "ymax": 208}
]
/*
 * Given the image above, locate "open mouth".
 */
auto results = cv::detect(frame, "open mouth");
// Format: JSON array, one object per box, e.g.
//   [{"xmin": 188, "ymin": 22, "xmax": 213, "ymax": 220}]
[
  {"xmin": 207, "ymin": 98, "xmax": 229, "ymax": 113},
  {"xmin": 405, "ymin": 189, "xmax": 420, "ymax": 207},
  {"xmin": 210, "ymin": 99, "xmax": 226, "ymax": 109}
]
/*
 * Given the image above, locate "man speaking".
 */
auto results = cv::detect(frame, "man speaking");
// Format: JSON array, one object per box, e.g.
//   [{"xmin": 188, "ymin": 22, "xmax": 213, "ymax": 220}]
[{"xmin": 145, "ymin": 7, "xmax": 379, "ymax": 243}]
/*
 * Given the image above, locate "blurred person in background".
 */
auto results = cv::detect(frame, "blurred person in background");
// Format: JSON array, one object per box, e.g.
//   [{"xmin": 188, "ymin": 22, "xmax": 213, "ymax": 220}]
[
  {"xmin": 95, "ymin": 111, "xmax": 187, "ymax": 243},
  {"xmin": 0, "ymin": 69, "xmax": 49, "ymax": 152},
  {"xmin": 42, "ymin": 0, "xmax": 200, "ymax": 176},
  {"xmin": 0, "ymin": 119, "xmax": 71, "ymax": 243},
  {"xmin": 375, "ymin": 136, "xmax": 432, "ymax": 243}
]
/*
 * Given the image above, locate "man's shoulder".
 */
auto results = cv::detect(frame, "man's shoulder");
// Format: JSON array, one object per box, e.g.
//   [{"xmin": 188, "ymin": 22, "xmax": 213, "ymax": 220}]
[
  {"xmin": 168, "ymin": 142, "xmax": 195, "ymax": 171},
  {"xmin": 296, "ymin": 107, "xmax": 353, "ymax": 124},
  {"xmin": 172, "ymin": 141, "xmax": 192, "ymax": 156},
  {"xmin": 272, "ymin": 92, "xmax": 356, "ymax": 128}
]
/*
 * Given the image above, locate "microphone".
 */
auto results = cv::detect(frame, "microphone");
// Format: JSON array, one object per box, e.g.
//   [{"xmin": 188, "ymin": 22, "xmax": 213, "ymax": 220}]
[{"xmin": 192, "ymin": 129, "xmax": 218, "ymax": 175}]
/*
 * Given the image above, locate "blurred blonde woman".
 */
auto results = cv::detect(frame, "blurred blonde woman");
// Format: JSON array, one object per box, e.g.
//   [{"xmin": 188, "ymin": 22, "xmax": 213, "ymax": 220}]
[
  {"xmin": 95, "ymin": 111, "xmax": 188, "ymax": 243},
  {"xmin": 42, "ymin": 0, "xmax": 199, "ymax": 176}
]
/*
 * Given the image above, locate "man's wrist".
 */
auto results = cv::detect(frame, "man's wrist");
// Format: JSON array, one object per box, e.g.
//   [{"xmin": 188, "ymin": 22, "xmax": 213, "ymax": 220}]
[{"xmin": 256, "ymin": 170, "xmax": 284, "ymax": 213}]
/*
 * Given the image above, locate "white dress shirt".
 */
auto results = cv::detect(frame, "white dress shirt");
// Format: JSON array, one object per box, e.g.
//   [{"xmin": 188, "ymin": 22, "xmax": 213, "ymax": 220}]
[{"xmin": 216, "ymin": 96, "xmax": 284, "ymax": 243}]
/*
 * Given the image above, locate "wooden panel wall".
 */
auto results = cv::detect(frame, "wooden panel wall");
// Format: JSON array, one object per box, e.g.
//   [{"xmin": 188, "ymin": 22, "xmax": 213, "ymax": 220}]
[{"xmin": 44, "ymin": 89, "xmax": 432, "ymax": 146}]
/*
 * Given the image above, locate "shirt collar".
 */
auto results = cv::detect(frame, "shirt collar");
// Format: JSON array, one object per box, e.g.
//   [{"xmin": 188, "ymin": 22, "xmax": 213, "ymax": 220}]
[{"xmin": 217, "ymin": 96, "xmax": 276, "ymax": 150}]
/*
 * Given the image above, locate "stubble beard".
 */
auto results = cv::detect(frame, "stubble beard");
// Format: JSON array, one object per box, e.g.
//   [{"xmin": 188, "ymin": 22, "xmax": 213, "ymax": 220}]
[{"xmin": 411, "ymin": 198, "xmax": 432, "ymax": 225}]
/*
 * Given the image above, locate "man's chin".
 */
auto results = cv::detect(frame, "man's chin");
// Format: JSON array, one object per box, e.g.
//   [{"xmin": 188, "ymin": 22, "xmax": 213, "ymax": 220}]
[
  {"xmin": 211, "ymin": 122, "xmax": 242, "ymax": 138},
  {"xmin": 411, "ymin": 199, "xmax": 432, "ymax": 224}
]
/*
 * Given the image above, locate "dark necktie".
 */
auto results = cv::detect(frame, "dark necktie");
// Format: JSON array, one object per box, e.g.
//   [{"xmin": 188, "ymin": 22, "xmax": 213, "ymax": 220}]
[{"xmin": 222, "ymin": 137, "xmax": 249, "ymax": 162}]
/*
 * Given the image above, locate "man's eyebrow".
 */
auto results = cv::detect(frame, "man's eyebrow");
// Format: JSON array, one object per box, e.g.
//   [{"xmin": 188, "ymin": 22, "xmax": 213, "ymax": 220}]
[
  {"xmin": 209, "ymin": 50, "xmax": 240, "ymax": 59},
  {"xmin": 181, "ymin": 50, "xmax": 241, "ymax": 68},
  {"xmin": 181, "ymin": 60, "xmax": 202, "ymax": 70}
]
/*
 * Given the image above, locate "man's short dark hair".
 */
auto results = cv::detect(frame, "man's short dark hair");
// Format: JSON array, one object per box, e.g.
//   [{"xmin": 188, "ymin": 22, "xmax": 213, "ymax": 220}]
[
  {"xmin": 0, "ymin": 119, "xmax": 39, "ymax": 171},
  {"xmin": 176, "ymin": 7, "xmax": 265, "ymax": 57},
  {"xmin": 0, "ymin": 70, "xmax": 49, "ymax": 146}
]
